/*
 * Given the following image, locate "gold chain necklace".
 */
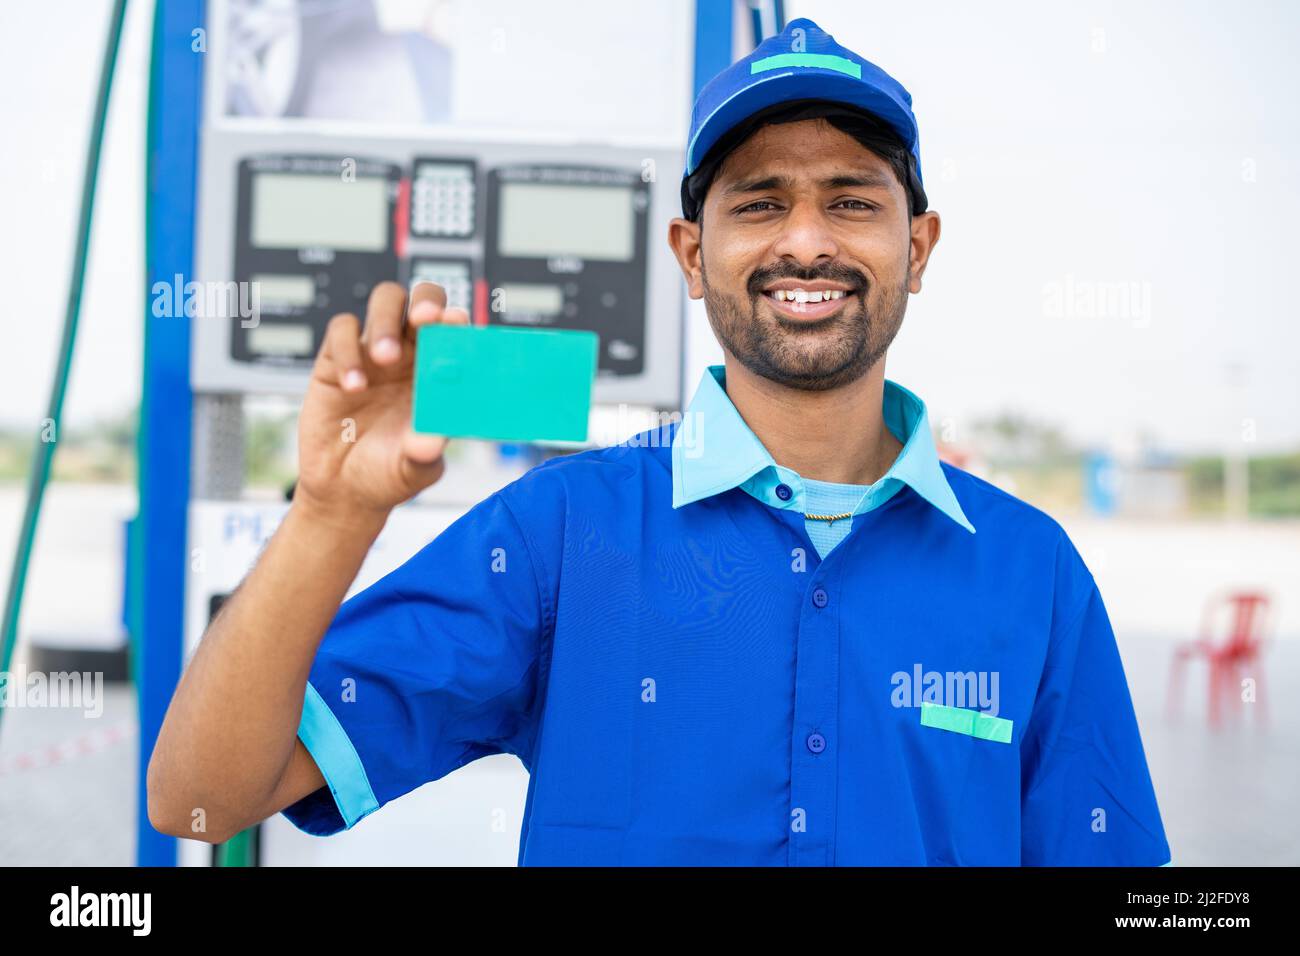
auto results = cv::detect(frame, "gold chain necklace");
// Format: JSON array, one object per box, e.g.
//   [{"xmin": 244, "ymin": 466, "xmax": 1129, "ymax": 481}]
[{"xmin": 803, "ymin": 511, "xmax": 853, "ymax": 525}]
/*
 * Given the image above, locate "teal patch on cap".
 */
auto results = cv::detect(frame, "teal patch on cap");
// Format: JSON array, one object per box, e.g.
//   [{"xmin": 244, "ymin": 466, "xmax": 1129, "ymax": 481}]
[
  {"xmin": 920, "ymin": 701, "xmax": 1014, "ymax": 744},
  {"xmin": 751, "ymin": 53, "xmax": 862, "ymax": 78}
]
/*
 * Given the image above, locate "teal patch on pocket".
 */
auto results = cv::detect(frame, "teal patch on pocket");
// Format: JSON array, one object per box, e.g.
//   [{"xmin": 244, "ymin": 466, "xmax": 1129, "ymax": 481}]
[{"xmin": 920, "ymin": 701, "xmax": 1013, "ymax": 743}]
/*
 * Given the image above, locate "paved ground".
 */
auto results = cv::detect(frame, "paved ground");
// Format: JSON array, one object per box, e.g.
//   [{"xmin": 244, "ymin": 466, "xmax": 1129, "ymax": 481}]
[{"xmin": 1122, "ymin": 634, "xmax": 1298, "ymax": 866}]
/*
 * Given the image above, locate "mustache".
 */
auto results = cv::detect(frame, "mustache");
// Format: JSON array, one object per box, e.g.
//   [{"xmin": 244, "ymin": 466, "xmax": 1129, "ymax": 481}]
[{"xmin": 748, "ymin": 264, "xmax": 868, "ymax": 296}]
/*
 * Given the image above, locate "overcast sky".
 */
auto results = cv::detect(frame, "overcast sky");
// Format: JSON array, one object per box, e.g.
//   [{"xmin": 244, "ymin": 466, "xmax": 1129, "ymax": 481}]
[{"xmin": 1, "ymin": 0, "xmax": 1296, "ymax": 457}]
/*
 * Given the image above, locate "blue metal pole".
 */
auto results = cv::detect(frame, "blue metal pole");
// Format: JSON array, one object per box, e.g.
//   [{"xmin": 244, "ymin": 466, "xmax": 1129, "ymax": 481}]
[
  {"xmin": 694, "ymin": 0, "xmax": 735, "ymax": 98},
  {"xmin": 136, "ymin": 0, "xmax": 203, "ymax": 866}
]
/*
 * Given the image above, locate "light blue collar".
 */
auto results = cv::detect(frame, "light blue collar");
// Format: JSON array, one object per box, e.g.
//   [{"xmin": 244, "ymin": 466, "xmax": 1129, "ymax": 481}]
[{"xmin": 671, "ymin": 365, "xmax": 975, "ymax": 534}]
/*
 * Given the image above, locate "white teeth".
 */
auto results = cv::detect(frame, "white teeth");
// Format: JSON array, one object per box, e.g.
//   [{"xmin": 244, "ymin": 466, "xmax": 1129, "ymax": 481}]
[{"xmin": 770, "ymin": 289, "xmax": 846, "ymax": 302}]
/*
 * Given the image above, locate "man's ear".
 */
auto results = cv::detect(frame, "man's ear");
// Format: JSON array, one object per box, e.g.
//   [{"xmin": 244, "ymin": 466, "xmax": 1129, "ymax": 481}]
[
  {"xmin": 667, "ymin": 216, "xmax": 705, "ymax": 300},
  {"xmin": 907, "ymin": 210, "xmax": 941, "ymax": 294}
]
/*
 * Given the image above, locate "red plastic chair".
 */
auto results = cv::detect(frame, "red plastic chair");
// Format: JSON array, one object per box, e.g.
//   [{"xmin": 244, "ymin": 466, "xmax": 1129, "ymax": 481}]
[{"xmin": 1167, "ymin": 591, "xmax": 1271, "ymax": 729}]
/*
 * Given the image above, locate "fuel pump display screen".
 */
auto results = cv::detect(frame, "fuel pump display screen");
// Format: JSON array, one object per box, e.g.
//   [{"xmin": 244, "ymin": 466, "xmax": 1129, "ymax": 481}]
[
  {"xmin": 497, "ymin": 283, "xmax": 564, "ymax": 317},
  {"xmin": 486, "ymin": 165, "xmax": 650, "ymax": 376},
  {"xmin": 498, "ymin": 182, "xmax": 634, "ymax": 261},
  {"xmin": 231, "ymin": 156, "xmax": 400, "ymax": 366},
  {"xmin": 250, "ymin": 273, "xmax": 315, "ymax": 307},
  {"xmin": 251, "ymin": 173, "xmax": 389, "ymax": 252}
]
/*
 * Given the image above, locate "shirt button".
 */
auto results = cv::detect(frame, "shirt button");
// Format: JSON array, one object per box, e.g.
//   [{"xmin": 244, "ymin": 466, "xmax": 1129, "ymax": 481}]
[
  {"xmin": 807, "ymin": 733, "xmax": 826, "ymax": 754},
  {"xmin": 812, "ymin": 587, "xmax": 828, "ymax": 608},
  {"xmin": 775, "ymin": 483, "xmax": 792, "ymax": 501}
]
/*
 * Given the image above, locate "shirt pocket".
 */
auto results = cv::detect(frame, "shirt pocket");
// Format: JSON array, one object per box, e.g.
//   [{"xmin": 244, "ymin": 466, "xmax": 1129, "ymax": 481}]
[
  {"xmin": 898, "ymin": 703, "xmax": 980, "ymax": 803},
  {"xmin": 888, "ymin": 702, "xmax": 1017, "ymax": 860}
]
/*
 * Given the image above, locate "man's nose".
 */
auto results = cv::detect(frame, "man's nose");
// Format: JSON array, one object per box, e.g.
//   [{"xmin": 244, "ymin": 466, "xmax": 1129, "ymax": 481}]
[{"xmin": 770, "ymin": 201, "xmax": 840, "ymax": 266}]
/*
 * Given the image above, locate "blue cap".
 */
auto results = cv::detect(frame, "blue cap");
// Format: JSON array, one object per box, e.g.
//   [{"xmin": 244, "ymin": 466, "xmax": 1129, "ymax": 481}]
[{"xmin": 683, "ymin": 18, "xmax": 923, "ymax": 211}]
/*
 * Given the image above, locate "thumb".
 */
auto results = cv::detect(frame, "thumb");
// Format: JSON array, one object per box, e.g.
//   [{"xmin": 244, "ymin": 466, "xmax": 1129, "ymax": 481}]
[
  {"xmin": 398, "ymin": 428, "xmax": 448, "ymax": 490},
  {"xmin": 401, "ymin": 428, "xmax": 446, "ymax": 465}
]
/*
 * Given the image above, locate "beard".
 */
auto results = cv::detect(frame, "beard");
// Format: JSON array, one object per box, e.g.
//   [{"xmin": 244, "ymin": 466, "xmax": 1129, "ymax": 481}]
[{"xmin": 701, "ymin": 256, "xmax": 909, "ymax": 392}]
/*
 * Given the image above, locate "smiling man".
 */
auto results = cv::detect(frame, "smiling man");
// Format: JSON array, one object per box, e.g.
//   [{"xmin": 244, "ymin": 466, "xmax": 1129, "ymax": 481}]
[{"xmin": 149, "ymin": 18, "xmax": 1172, "ymax": 866}]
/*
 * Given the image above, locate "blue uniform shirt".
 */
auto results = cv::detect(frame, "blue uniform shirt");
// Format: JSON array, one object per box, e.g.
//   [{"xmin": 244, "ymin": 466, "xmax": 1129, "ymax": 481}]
[{"xmin": 282, "ymin": 365, "xmax": 1172, "ymax": 866}]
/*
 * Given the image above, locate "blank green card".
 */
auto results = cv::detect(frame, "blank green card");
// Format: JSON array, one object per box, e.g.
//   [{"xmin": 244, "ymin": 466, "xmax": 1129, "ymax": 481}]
[{"xmin": 412, "ymin": 324, "xmax": 598, "ymax": 442}]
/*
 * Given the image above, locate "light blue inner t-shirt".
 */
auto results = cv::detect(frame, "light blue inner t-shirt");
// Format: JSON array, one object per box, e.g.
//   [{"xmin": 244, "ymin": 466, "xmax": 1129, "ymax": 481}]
[{"xmin": 801, "ymin": 476, "xmax": 876, "ymax": 559}]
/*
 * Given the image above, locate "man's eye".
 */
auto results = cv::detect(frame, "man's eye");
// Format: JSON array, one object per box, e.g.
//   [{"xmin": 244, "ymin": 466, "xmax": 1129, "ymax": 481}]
[
  {"xmin": 737, "ymin": 200, "xmax": 778, "ymax": 213},
  {"xmin": 836, "ymin": 199, "xmax": 877, "ymax": 211}
]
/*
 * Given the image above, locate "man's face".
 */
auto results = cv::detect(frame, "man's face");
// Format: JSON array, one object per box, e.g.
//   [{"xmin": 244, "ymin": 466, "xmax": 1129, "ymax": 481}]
[{"xmin": 670, "ymin": 118, "xmax": 939, "ymax": 392}]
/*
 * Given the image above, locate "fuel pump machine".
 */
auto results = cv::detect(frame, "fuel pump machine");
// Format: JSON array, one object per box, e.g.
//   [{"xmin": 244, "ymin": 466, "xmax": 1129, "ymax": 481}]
[
  {"xmin": 193, "ymin": 132, "xmax": 682, "ymax": 406},
  {"xmin": 175, "ymin": 0, "xmax": 699, "ymax": 867}
]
